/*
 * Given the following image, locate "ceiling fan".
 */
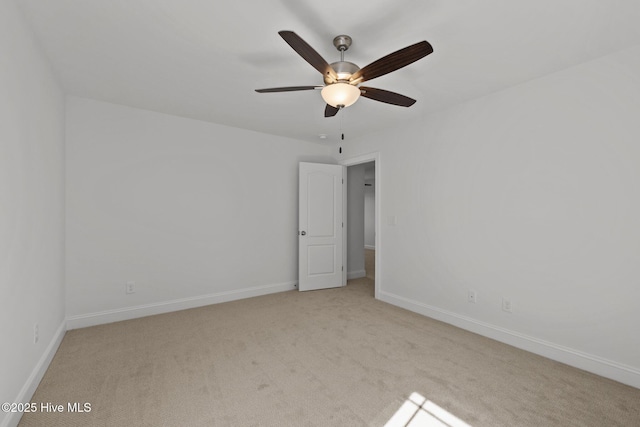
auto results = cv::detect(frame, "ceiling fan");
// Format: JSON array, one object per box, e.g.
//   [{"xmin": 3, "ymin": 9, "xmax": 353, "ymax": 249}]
[{"xmin": 255, "ymin": 31, "xmax": 434, "ymax": 117}]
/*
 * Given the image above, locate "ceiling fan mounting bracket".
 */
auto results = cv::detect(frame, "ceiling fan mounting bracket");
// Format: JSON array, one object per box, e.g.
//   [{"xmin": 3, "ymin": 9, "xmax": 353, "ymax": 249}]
[{"xmin": 332, "ymin": 35, "xmax": 352, "ymax": 52}]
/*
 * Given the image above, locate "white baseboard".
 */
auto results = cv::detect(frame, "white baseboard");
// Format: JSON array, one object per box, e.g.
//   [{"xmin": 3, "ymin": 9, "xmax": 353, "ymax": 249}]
[
  {"xmin": 364, "ymin": 245, "xmax": 376, "ymax": 250},
  {"xmin": 347, "ymin": 270, "xmax": 366, "ymax": 280},
  {"xmin": 379, "ymin": 291, "xmax": 640, "ymax": 390},
  {"xmin": 2, "ymin": 321, "xmax": 66, "ymax": 427},
  {"xmin": 67, "ymin": 281, "xmax": 297, "ymax": 330}
]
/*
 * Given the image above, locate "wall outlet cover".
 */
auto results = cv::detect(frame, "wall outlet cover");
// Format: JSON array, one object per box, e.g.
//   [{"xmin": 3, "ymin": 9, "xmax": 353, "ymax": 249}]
[
  {"xmin": 468, "ymin": 290, "xmax": 477, "ymax": 303},
  {"xmin": 126, "ymin": 281, "xmax": 135, "ymax": 294}
]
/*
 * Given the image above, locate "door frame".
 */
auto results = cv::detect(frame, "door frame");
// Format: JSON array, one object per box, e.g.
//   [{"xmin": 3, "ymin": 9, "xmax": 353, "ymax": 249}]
[{"xmin": 340, "ymin": 152, "xmax": 381, "ymax": 299}]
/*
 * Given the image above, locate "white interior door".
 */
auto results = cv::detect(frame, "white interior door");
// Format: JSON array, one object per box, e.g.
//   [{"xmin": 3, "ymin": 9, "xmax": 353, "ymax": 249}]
[{"xmin": 299, "ymin": 162, "xmax": 344, "ymax": 291}]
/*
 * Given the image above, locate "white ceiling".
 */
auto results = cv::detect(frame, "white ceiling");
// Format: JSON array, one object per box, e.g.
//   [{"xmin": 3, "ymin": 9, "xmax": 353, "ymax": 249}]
[{"xmin": 19, "ymin": 0, "xmax": 640, "ymax": 144}]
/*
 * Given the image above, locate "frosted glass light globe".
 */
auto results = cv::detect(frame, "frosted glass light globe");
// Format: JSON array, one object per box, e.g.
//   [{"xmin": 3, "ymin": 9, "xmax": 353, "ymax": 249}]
[{"xmin": 321, "ymin": 83, "xmax": 361, "ymax": 108}]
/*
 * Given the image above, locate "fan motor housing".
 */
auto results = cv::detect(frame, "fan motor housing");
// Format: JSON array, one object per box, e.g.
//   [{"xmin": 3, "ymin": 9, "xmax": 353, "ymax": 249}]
[{"xmin": 325, "ymin": 61, "xmax": 360, "ymax": 84}]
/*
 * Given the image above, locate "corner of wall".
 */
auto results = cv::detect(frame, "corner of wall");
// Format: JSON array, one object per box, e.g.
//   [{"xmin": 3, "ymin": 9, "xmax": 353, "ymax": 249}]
[{"xmin": 1, "ymin": 322, "xmax": 66, "ymax": 427}]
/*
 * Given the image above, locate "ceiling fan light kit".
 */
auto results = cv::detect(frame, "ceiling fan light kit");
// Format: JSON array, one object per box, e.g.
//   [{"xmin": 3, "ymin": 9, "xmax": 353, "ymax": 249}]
[
  {"xmin": 256, "ymin": 31, "xmax": 433, "ymax": 118},
  {"xmin": 321, "ymin": 82, "xmax": 360, "ymax": 108}
]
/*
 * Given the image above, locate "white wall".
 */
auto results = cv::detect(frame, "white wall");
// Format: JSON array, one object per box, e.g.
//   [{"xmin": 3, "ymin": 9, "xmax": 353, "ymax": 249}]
[
  {"xmin": 364, "ymin": 188, "xmax": 375, "ymax": 249},
  {"xmin": 65, "ymin": 97, "xmax": 332, "ymax": 327},
  {"xmin": 0, "ymin": 1, "xmax": 66, "ymax": 426},
  {"xmin": 364, "ymin": 166, "xmax": 375, "ymax": 249},
  {"xmin": 336, "ymin": 45, "xmax": 640, "ymax": 388},
  {"xmin": 347, "ymin": 164, "xmax": 365, "ymax": 278}
]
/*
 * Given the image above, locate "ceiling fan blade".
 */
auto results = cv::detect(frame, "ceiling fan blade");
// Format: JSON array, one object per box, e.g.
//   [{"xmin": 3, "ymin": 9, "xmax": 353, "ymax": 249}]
[
  {"xmin": 359, "ymin": 87, "xmax": 416, "ymax": 107},
  {"xmin": 324, "ymin": 104, "xmax": 340, "ymax": 117},
  {"xmin": 255, "ymin": 86, "xmax": 322, "ymax": 93},
  {"xmin": 279, "ymin": 31, "xmax": 338, "ymax": 82},
  {"xmin": 349, "ymin": 41, "xmax": 433, "ymax": 84}
]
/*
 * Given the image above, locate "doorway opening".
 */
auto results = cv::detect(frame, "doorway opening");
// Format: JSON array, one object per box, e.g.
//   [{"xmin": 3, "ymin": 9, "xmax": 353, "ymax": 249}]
[{"xmin": 343, "ymin": 153, "xmax": 379, "ymax": 299}]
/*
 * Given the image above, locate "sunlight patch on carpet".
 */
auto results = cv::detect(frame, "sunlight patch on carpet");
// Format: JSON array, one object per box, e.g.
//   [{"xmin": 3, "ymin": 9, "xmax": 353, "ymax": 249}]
[{"xmin": 384, "ymin": 392, "xmax": 472, "ymax": 427}]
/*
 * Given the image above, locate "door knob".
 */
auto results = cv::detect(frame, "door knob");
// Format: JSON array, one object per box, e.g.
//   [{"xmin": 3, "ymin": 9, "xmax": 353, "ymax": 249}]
[{"xmin": 300, "ymin": 231, "xmax": 306, "ymax": 236}]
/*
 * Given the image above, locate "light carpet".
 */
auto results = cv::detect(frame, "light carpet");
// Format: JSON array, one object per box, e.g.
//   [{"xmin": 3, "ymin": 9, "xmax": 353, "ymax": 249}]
[{"xmin": 19, "ymin": 275, "xmax": 640, "ymax": 426}]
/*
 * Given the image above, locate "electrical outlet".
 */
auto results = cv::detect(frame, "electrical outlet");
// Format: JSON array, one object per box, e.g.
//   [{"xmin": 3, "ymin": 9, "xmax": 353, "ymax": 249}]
[
  {"xmin": 34, "ymin": 323, "xmax": 39, "ymax": 344},
  {"xmin": 502, "ymin": 298, "xmax": 513, "ymax": 313},
  {"xmin": 126, "ymin": 281, "xmax": 135, "ymax": 294},
  {"xmin": 468, "ymin": 290, "xmax": 477, "ymax": 303}
]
